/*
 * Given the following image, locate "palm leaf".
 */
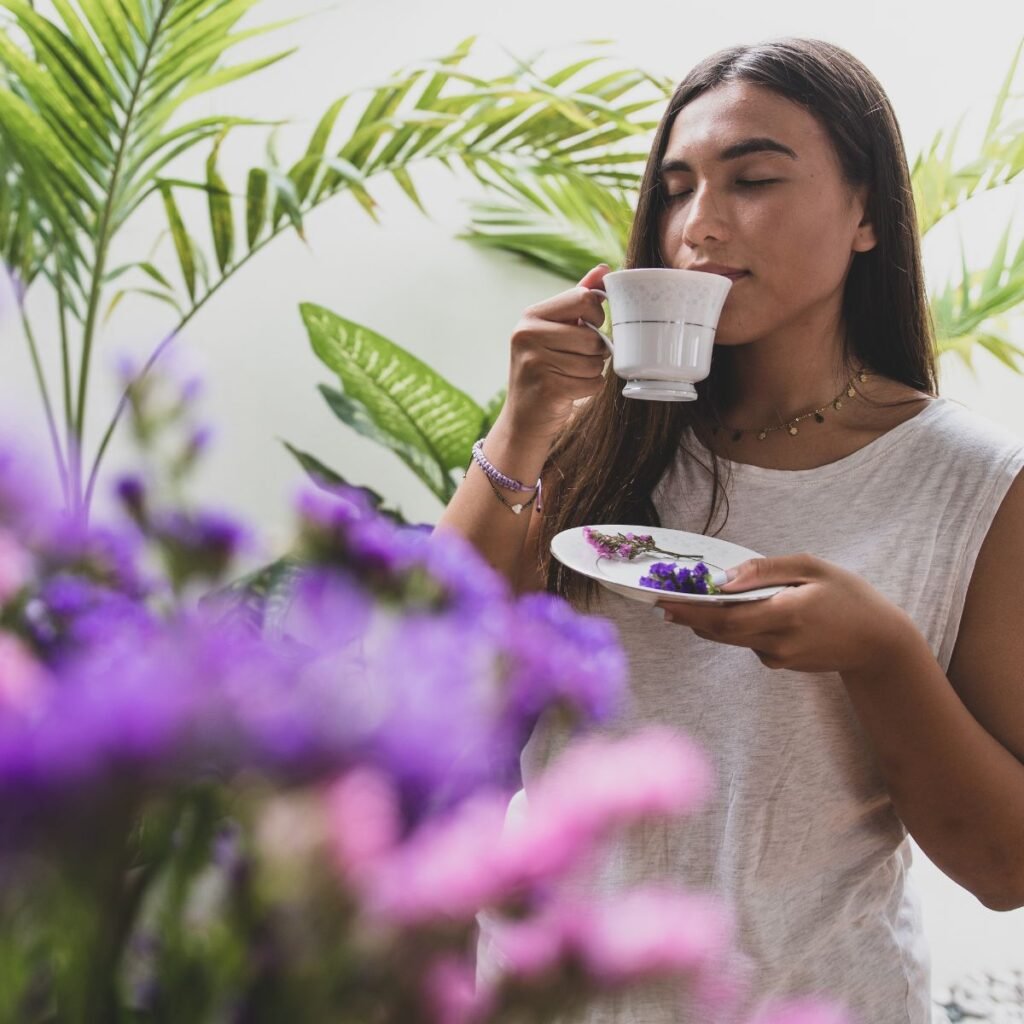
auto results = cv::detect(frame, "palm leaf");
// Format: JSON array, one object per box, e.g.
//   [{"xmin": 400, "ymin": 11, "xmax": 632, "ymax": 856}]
[
  {"xmin": 912, "ymin": 39, "xmax": 1023, "ymax": 235},
  {"xmin": 458, "ymin": 167, "xmax": 632, "ymax": 279},
  {"xmin": 933, "ymin": 220, "xmax": 1024, "ymax": 370}
]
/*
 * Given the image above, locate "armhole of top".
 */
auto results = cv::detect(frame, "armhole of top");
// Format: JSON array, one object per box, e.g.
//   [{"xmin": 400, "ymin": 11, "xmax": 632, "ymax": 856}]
[{"xmin": 936, "ymin": 446, "xmax": 1024, "ymax": 674}]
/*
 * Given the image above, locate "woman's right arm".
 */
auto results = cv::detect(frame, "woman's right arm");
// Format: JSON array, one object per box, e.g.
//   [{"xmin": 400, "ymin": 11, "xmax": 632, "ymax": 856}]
[{"xmin": 433, "ymin": 264, "xmax": 612, "ymax": 592}]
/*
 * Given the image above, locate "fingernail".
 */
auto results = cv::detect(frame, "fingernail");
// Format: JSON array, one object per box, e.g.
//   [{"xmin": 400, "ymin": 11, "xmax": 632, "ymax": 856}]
[
  {"xmin": 651, "ymin": 606, "xmax": 668, "ymax": 621},
  {"xmin": 710, "ymin": 570, "xmax": 728, "ymax": 586}
]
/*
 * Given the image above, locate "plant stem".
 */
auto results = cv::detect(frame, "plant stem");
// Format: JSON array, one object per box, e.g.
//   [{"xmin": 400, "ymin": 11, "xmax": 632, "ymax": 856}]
[
  {"xmin": 19, "ymin": 303, "xmax": 70, "ymax": 508},
  {"xmin": 57, "ymin": 265, "xmax": 77, "ymax": 503},
  {"xmin": 73, "ymin": 1, "xmax": 172, "ymax": 517},
  {"xmin": 82, "ymin": 233, "xmax": 275, "ymax": 517}
]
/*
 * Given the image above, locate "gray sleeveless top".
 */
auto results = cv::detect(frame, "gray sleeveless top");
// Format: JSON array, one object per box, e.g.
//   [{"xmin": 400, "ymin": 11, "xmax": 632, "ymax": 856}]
[{"xmin": 478, "ymin": 395, "xmax": 1024, "ymax": 1024}]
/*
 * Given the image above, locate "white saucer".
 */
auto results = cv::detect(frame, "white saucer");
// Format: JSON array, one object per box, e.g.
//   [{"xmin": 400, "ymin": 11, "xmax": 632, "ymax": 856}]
[{"xmin": 550, "ymin": 525, "xmax": 788, "ymax": 605}]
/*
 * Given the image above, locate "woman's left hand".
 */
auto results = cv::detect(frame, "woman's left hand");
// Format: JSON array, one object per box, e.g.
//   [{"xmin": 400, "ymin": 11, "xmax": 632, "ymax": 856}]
[{"xmin": 656, "ymin": 554, "xmax": 918, "ymax": 674}]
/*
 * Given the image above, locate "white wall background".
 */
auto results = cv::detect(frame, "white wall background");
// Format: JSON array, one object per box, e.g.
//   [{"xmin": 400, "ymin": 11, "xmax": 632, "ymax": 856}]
[{"xmin": 2, "ymin": 0, "xmax": 1023, "ymax": 1015}]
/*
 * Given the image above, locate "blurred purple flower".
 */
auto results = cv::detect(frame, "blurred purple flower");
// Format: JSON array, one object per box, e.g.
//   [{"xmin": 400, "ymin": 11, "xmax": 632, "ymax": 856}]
[
  {"xmin": 115, "ymin": 474, "xmax": 147, "ymax": 523},
  {"xmin": 500, "ymin": 593, "xmax": 627, "ymax": 726},
  {"xmin": 151, "ymin": 507, "xmax": 250, "ymax": 589},
  {"xmin": 40, "ymin": 518, "xmax": 149, "ymax": 599},
  {"xmin": 28, "ymin": 575, "xmax": 157, "ymax": 665},
  {"xmin": 295, "ymin": 485, "xmax": 505, "ymax": 614},
  {"xmin": 0, "ymin": 442, "xmax": 59, "ymax": 539}
]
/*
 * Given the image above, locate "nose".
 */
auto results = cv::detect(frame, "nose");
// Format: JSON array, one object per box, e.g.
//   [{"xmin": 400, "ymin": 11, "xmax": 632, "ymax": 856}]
[{"xmin": 681, "ymin": 182, "xmax": 729, "ymax": 248}]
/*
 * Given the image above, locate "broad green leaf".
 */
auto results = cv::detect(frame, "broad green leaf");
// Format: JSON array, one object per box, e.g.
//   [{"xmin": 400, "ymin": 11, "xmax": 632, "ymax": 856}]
[
  {"xmin": 479, "ymin": 388, "xmax": 506, "ymax": 436},
  {"xmin": 282, "ymin": 440, "xmax": 414, "ymax": 525},
  {"xmin": 317, "ymin": 383, "xmax": 452, "ymax": 503},
  {"xmin": 281, "ymin": 441, "xmax": 347, "ymax": 489},
  {"xmin": 301, "ymin": 301, "xmax": 484, "ymax": 481}
]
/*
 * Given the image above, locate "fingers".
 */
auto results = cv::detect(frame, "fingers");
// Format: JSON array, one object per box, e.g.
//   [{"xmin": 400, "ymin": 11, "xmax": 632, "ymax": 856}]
[
  {"xmin": 529, "ymin": 287, "xmax": 608, "ymax": 329},
  {"xmin": 515, "ymin": 318, "xmax": 608, "ymax": 358},
  {"xmin": 719, "ymin": 554, "xmax": 822, "ymax": 592},
  {"xmin": 577, "ymin": 263, "xmax": 611, "ymax": 289},
  {"xmin": 660, "ymin": 600, "xmax": 777, "ymax": 636}
]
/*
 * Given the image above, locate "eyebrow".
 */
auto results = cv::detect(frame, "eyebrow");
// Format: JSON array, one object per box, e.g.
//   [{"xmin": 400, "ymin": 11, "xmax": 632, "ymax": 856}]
[{"xmin": 658, "ymin": 137, "xmax": 798, "ymax": 176}]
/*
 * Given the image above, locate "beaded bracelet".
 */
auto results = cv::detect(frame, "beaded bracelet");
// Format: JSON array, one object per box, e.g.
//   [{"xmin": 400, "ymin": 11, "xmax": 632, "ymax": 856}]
[{"xmin": 471, "ymin": 438, "xmax": 543, "ymax": 514}]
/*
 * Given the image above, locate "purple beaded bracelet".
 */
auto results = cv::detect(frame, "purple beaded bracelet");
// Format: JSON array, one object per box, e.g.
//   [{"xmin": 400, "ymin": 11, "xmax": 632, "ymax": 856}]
[{"xmin": 471, "ymin": 438, "xmax": 543, "ymax": 513}]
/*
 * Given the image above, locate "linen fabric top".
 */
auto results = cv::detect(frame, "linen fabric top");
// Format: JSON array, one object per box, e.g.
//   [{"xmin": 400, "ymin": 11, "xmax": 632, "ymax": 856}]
[{"xmin": 477, "ymin": 395, "xmax": 1024, "ymax": 1024}]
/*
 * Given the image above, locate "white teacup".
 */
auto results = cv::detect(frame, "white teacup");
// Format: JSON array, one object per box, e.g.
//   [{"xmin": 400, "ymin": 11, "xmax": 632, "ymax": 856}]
[{"xmin": 583, "ymin": 268, "xmax": 733, "ymax": 401}]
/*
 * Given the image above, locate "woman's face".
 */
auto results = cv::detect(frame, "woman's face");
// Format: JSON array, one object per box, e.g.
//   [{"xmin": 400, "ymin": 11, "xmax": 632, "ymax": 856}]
[{"xmin": 655, "ymin": 81, "xmax": 876, "ymax": 346}]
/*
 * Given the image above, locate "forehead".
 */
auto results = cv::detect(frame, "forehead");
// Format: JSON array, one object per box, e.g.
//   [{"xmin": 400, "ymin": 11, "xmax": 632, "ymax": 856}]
[{"xmin": 662, "ymin": 81, "xmax": 831, "ymax": 165}]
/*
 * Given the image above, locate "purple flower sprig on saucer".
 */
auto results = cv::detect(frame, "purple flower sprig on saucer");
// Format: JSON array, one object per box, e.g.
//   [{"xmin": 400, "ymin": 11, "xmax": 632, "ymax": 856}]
[
  {"xmin": 583, "ymin": 527, "xmax": 703, "ymax": 563},
  {"xmin": 639, "ymin": 562, "xmax": 722, "ymax": 596}
]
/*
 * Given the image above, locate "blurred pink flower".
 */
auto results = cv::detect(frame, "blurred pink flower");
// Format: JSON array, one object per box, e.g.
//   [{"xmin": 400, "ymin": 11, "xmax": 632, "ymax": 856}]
[
  {"xmin": 362, "ymin": 790, "xmax": 510, "ymax": 924},
  {"xmin": 488, "ymin": 903, "xmax": 579, "ymax": 980},
  {"xmin": 0, "ymin": 631, "xmax": 49, "ymax": 714},
  {"xmin": 499, "ymin": 726, "xmax": 712, "ymax": 885},
  {"xmin": 749, "ymin": 998, "xmax": 854, "ymax": 1024},
  {"xmin": 350, "ymin": 729, "xmax": 712, "ymax": 929},
  {"xmin": 576, "ymin": 886, "xmax": 733, "ymax": 982},
  {"xmin": 325, "ymin": 767, "xmax": 401, "ymax": 879},
  {"xmin": 0, "ymin": 529, "xmax": 31, "ymax": 603},
  {"xmin": 422, "ymin": 955, "xmax": 489, "ymax": 1024}
]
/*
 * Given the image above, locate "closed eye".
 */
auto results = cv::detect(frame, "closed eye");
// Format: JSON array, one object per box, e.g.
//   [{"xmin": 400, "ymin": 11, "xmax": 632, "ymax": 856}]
[{"xmin": 661, "ymin": 179, "xmax": 779, "ymax": 202}]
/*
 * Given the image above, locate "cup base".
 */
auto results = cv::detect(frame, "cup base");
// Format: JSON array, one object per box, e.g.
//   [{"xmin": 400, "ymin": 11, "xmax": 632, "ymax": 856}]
[{"xmin": 621, "ymin": 379, "xmax": 698, "ymax": 402}]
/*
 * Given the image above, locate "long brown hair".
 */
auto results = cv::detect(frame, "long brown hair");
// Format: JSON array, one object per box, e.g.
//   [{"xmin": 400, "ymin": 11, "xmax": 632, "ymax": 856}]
[{"xmin": 537, "ymin": 37, "xmax": 937, "ymax": 610}]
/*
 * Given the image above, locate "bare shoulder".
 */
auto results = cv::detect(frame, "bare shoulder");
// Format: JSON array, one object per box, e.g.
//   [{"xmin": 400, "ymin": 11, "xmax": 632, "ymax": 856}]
[{"xmin": 946, "ymin": 467, "xmax": 1024, "ymax": 763}]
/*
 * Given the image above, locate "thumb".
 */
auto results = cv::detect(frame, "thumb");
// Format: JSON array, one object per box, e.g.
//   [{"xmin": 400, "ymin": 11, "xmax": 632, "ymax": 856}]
[
  {"xmin": 578, "ymin": 263, "xmax": 611, "ymax": 289},
  {"xmin": 718, "ymin": 555, "xmax": 816, "ymax": 592}
]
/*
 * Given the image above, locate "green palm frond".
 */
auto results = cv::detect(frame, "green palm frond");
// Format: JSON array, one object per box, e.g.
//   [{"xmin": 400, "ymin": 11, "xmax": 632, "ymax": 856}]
[
  {"xmin": 912, "ymin": 38, "xmax": 1023, "ymax": 236},
  {"xmin": 0, "ymin": 0, "xmax": 300, "ymax": 511},
  {"xmin": 458, "ymin": 167, "xmax": 634, "ymax": 280},
  {"xmin": 148, "ymin": 38, "xmax": 660, "ymax": 307},
  {"xmin": 933, "ymin": 225, "xmax": 1024, "ymax": 371}
]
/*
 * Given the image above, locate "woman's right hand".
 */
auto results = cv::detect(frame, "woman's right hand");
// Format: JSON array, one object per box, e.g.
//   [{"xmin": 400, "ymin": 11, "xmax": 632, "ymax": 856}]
[{"xmin": 499, "ymin": 263, "xmax": 613, "ymax": 445}]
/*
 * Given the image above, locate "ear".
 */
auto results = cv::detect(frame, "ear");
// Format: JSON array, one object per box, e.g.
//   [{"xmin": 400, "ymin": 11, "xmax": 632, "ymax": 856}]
[{"xmin": 850, "ymin": 186, "xmax": 877, "ymax": 254}]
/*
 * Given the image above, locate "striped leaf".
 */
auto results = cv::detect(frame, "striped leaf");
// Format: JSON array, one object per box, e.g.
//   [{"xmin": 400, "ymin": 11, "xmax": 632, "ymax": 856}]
[{"xmin": 301, "ymin": 303, "xmax": 484, "ymax": 501}]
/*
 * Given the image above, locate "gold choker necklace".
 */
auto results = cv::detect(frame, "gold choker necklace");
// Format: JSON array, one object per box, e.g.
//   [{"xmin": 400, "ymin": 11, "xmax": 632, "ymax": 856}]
[{"xmin": 712, "ymin": 369, "xmax": 870, "ymax": 442}]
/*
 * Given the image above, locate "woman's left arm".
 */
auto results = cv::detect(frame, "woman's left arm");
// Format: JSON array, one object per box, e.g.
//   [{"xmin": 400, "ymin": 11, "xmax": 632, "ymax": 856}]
[{"xmin": 657, "ymin": 470, "xmax": 1024, "ymax": 911}]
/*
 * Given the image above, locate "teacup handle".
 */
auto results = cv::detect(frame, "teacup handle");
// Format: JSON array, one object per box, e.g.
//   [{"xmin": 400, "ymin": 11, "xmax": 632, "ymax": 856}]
[{"xmin": 579, "ymin": 288, "xmax": 613, "ymax": 354}]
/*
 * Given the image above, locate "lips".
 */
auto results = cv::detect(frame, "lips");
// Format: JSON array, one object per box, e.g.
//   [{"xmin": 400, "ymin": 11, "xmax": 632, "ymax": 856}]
[{"xmin": 688, "ymin": 263, "xmax": 750, "ymax": 281}]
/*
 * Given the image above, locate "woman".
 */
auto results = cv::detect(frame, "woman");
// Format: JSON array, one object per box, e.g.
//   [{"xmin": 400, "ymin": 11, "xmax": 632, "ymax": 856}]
[{"xmin": 436, "ymin": 37, "xmax": 1024, "ymax": 1024}]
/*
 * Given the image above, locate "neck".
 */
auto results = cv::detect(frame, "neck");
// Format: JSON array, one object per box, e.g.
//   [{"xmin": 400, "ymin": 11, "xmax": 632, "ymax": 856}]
[{"xmin": 712, "ymin": 324, "xmax": 855, "ymax": 431}]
